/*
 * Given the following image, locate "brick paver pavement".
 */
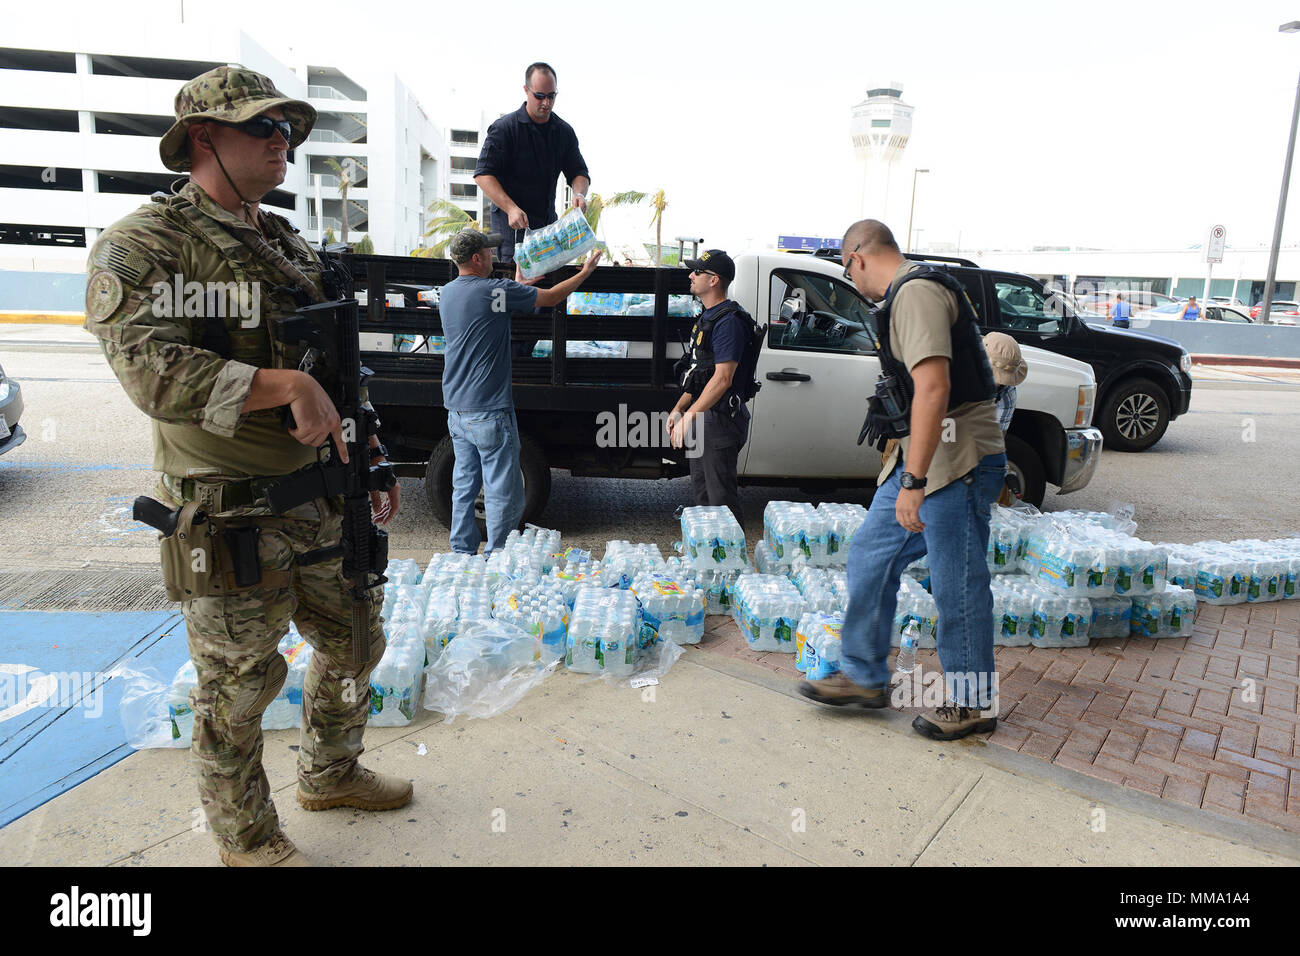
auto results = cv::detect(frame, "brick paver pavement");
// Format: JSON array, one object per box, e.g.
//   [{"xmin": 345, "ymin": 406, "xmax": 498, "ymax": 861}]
[{"xmin": 694, "ymin": 601, "xmax": 1300, "ymax": 832}]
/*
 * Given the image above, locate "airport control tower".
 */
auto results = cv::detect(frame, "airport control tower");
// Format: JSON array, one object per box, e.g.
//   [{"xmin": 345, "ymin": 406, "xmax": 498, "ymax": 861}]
[{"xmin": 850, "ymin": 83, "xmax": 914, "ymax": 223}]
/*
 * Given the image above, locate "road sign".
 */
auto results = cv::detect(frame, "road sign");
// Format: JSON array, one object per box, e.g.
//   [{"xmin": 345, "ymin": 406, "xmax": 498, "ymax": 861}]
[{"xmin": 1206, "ymin": 224, "xmax": 1226, "ymax": 264}]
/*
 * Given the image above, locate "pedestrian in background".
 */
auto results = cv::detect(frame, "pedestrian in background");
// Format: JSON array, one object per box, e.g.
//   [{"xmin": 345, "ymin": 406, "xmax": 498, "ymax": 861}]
[
  {"xmin": 1109, "ymin": 292, "xmax": 1132, "ymax": 328},
  {"xmin": 1178, "ymin": 296, "xmax": 1201, "ymax": 321}
]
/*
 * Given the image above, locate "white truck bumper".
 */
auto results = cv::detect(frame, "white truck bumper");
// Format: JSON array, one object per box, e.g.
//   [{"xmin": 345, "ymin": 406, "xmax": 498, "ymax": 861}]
[{"xmin": 1057, "ymin": 427, "xmax": 1103, "ymax": 495}]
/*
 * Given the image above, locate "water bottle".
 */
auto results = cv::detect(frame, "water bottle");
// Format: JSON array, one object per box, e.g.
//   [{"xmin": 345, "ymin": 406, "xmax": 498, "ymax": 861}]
[{"xmin": 897, "ymin": 621, "xmax": 919, "ymax": 675}]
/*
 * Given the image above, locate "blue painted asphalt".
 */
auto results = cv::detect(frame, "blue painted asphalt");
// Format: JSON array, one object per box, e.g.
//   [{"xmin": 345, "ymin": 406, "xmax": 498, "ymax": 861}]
[{"xmin": 0, "ymin": 610, "xmax": 189, "ymax": 828}]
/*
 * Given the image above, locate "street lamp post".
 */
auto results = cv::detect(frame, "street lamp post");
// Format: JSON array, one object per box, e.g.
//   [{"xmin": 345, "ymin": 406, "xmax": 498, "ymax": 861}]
[
  {"xmin": 907, "ymin": 168, "xmax": 929, "ymax": 253},
  {"xmin": 1261, "ymin": 21, "xmax": 1300, "ymax": 324}
]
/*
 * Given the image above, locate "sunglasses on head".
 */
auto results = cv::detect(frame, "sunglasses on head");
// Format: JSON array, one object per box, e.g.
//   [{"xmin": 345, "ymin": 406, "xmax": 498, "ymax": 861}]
[
  {"xmin": 211, "ymin": 116, "xmax": 295, "ymax": 141},
  {"xmin": 529, "ymin": 90, "xmax": 558, "ymax": 101}
]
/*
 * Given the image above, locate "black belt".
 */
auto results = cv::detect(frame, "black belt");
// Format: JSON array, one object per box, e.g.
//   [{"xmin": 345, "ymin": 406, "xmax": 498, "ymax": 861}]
[{"xmin": 163, "ymin": 474, "xmax": 279, "ymax": 509}]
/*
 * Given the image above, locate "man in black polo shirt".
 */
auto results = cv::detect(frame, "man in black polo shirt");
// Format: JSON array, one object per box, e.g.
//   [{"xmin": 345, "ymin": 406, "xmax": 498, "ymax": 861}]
[
  {"xmin": 669, "ymin": 250, "xmax": 752, "ymax": 527},
  {"xmin": 475, "ymin": 62, "xmax": 591, "ymax": 263}
]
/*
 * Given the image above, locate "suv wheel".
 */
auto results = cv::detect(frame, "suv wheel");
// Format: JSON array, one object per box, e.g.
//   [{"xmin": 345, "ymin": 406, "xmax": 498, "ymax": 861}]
[
  {"xmin": 424, "ymin": 432, "xmax": 552, "ymax": 534},
  {"xmin": 1099, "ymin": 377, "xmax": 1170, "ymax": 452}
]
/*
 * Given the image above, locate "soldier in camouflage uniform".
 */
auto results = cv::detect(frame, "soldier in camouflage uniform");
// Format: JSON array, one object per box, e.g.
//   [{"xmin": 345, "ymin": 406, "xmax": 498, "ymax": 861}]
[{"xmin": 85, "ymin": 67, "xmax": 411, "ymax": 867}]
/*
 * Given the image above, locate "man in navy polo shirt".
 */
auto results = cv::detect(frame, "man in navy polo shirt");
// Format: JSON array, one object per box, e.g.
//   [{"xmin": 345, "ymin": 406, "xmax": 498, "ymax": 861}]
[
  {"xmin": 438, "ymin": 229, "xmax": 601, "ymax": 553},
  {"xmin": 474, "ymin": 62, "xmax": 591, "ymax": 263},
  {"xmin": 669, "ymin": 249, "xmax": 752, "ymax": 526}
]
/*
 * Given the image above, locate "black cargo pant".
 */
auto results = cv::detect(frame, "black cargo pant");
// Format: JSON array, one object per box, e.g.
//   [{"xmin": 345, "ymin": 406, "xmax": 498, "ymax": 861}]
[{"xmin": 688, "ymin": 407, "xmax": 749, "ymax": 528}]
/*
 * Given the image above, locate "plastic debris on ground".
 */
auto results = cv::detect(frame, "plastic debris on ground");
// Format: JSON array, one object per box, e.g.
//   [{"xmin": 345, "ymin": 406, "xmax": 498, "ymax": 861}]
[{"xmin": 422, "ymin": 620, "xmax": 557, "ymax": 723}]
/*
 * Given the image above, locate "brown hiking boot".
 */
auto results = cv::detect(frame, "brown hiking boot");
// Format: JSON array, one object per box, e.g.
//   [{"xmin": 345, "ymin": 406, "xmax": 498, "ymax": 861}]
[
  {"xmin": 219, "ymin": 831, "xmax": 311, "ymax": 867},
  {"xmin": 797, "ymin": 672, "xmax": 890, "ymax": 709},
  {"xmin": 297, "ymin": 764, "xmax": 413, "ymax": 812},
  {"xmin": 912, "ymin": 703, "xmax": 997, "ymax": 741}
]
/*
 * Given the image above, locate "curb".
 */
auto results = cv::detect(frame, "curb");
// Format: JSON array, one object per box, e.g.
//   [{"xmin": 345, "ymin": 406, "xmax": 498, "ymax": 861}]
[
  {"xmin": 0, "ymin": 312, "xmax": 84, "ymax": 326},
  {"xmin": 1191, "ymin": 354, "xmax": 1300, "ymax": 369}
]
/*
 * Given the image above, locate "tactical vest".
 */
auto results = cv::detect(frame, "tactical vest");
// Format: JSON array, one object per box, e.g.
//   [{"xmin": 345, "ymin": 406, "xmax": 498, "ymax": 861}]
[
  {"xmin": 678, "ymin": 301, "xmax": 762, "ymax": 404},
  {"xmin": 146, "ymin": 187, "xmax": 326, "ymax": 375},
  {"xmin": 873, "ymin": 266, "xmax": 996, "ymax": 411}
]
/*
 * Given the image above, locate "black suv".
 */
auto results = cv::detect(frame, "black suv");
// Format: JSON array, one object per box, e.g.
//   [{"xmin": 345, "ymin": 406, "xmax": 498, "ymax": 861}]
[{"xmin": 816, "ymin": 250, "xmax": 1194, "ymax": 451}]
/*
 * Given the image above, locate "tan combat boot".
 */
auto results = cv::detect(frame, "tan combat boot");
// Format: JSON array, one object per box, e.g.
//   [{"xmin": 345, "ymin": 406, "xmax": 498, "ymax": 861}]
[
  {"xmin": 297, "ymin": 764, "xmax": 413, "ymax": 812},
  {"xmin": 219, "ymin": 830, "xmax": 311, "ymax": 867},
  {"xmin": 911, "ymin": 703, "xmax": 998, "ymax": 741},
  {"xmin": 797, "ymin": 672, "xmax": 891, "ymax": 709}
]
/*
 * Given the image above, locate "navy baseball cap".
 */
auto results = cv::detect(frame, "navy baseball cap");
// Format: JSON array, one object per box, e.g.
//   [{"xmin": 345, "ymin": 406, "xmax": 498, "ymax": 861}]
[{"xmin": 683, "ymin": 249, "xmax": 735, "ymax": 285}]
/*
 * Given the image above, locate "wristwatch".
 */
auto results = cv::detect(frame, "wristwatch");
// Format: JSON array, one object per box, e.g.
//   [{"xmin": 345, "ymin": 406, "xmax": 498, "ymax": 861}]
[
  {"xmin": 900, "ymin": 471, "xmax": 927, "ymax": 490},
  {"xmin": 369, "ymin": 442, "xmax": 389, "ymax": 462}
]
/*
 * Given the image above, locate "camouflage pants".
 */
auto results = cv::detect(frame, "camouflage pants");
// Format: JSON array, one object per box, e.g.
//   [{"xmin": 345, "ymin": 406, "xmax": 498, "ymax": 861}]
[{"xmin": 170, "ymin": 485, "xmax": 385, "ymax": 853}]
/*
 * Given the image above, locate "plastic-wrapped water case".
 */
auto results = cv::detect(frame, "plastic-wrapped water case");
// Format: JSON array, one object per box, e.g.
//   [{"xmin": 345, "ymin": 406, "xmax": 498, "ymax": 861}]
[
  {"xmin": 680, "ymin": 505, "xmax": 748, "ymax": 571},
  {"xmin": 799, "ymin": 612, "xmax": 844, "ymax": 680},
  {"xmin": 631, "ymin": 572, "xmax": 707, "ymax": 645},
  {"xmin": 1029, "ymin": 593, "xmax": 1092, "ymax": 648},
  {"xmin": 695, "ymin": 568, "xmax": 739, "ymax": 615},
  {"xmin": 565, "ymin": 588, "xmax": 642, "ymax": 675},
  {"xmin": 816, "ymin": 502, "xmax": 867, "ymax": 566},
  {"xmin": 1160, "ymin": 585, "xmax": 1197, "ymax": 638},
  {"xmin": 762, "ymin": 501, "xmax": 830, "ymax": 567},
  {"xmin": 991, "ymin": 575, "xmax": 1037, "ymax": 647},
  {"xmin": 1129, "ymin": 593, "xmax": 1164, "ymax": 638},
  {"xmin": 515, "ymin": 207, "xmax": 599, "ymax": 280},
  {"xmin": 602, "ymin": 540, "xmax": 665, "ymax": 588},
  {"xmin": 369, "ymin": 631, "xmax": 427, "ymax": 726},
  {"xmin": 730, "ymin": 574, "xmax": 806, "ymax": 652}
]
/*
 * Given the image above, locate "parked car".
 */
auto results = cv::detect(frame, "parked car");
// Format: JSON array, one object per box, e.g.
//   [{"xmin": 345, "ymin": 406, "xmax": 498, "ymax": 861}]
[
  {"xmin": 1208, "ymin": 295, "xmax": 1247, "ymax": 307},
  {"xmin": 1204, "ymin": 305, "xmax": 1253, "ymax": 323},
  {"xmin": 1248, "ymin": 300, "xmax": 1300, "ymax": 320},
  {"xmin": 0, "ymin": 362, "xmax": 27, "ymax": 457}
]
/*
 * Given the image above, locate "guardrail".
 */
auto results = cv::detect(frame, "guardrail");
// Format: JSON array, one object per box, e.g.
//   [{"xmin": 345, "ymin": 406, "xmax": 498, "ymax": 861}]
[{"xmin": 1097, "ymin": 315, "xmax": 1300, "ymax": 360}]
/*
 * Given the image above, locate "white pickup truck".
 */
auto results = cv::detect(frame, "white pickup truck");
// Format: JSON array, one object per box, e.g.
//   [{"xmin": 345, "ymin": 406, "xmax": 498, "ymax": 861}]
[{"xmin": 358, "ymin": 249, "xmax": 1104, "ymax": 524}]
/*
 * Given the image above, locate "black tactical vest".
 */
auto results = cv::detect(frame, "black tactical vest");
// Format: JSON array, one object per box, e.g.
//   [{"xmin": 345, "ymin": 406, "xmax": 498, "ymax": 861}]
[{"xmin": 873, "ymin": 266, "xmax": 996, "ymax": 411}]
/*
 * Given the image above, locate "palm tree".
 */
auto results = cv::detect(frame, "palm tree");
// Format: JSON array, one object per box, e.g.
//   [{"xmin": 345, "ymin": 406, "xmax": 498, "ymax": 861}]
[
  {"xmin": 324, "ymin": 158, "xmax": 352, "ymax": 244},
  {"xmin": 648, "ymin": 189, "xmax": 668, "ymax": 264},
  {"xmin": 412, "ymin": 200, "xmax": 489, "ymax": 258}
]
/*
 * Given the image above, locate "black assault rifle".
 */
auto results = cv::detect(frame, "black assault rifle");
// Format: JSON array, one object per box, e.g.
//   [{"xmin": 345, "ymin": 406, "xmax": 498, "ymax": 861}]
[{"xmin": 264, "ymin": 247, "xmax": 395, "ymax": 664}]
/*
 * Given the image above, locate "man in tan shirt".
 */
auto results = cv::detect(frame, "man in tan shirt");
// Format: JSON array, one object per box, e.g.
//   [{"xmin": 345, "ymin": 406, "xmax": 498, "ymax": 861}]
[{"xmin": 799, "ymin": 219, "xmax": 1007, "ymax": 740}]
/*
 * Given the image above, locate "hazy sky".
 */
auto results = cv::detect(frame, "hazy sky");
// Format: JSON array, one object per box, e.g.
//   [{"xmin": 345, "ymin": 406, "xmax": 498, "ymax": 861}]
[{"xmin": 60, "ymin": 0, "xmax": 1300, "ymax": 255}]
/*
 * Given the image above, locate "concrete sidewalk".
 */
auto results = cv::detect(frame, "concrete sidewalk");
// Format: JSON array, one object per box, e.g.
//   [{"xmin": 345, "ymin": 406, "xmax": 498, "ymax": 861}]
[{"xmin": 2, "ymin": 644, "xmax": 1296, "ymax": 867}]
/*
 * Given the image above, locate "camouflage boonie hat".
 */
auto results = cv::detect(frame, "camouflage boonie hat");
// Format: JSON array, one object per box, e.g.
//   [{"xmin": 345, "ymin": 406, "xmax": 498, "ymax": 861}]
[
  {"xmin": 448, "ymin": 229, "xmax": 503, "ymax": 264},
  {"xmin": 159, "ymin": 66, "xmax": 316, "ymax": 172}
]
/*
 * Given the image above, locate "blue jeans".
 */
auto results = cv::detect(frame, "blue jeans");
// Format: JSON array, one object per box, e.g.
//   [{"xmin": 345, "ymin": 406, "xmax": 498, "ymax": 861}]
[
  {"xmin": 447, "ymin": 408, "xmax": 524, "ymax": 554},
  {"xmin": 838, "ymin": 453, "xmax": 1006, "ymax": 708}
]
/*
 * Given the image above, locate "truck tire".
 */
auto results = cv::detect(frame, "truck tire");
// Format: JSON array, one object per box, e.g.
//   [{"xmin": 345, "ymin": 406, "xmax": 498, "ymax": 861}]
[
  {"xmin": 423, "ymin": 431, "xmax": 552, "ymax": 534},
  {"xmin": 1098, "ymin": 377, "xmax": 1170, "ymax": 452},
  {"xmin": 1004, "ymin": 433, "xmax": 1046, "ymax": 508}
]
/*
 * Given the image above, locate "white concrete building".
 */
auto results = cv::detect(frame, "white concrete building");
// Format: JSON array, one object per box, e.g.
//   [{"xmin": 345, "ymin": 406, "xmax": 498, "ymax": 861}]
[
  {"xmin": 850, "ymin": 83, "xmax": 913, "ymax": 224},
  {"xmin": 0, "ymin": 23, "xmax": 450, "ymax": 305}
]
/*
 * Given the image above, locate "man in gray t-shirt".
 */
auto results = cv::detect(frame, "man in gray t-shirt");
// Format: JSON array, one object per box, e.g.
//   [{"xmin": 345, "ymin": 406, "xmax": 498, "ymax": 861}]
[{"xmin": 438, "ymin": 229, "xmax": 601, "ymax": 552}]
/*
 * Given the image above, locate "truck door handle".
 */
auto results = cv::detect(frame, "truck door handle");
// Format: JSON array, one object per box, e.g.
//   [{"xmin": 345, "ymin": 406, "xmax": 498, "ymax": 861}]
[{"xmin": 766, "ymin": 370, "xmax": 812, "ymax": 382}]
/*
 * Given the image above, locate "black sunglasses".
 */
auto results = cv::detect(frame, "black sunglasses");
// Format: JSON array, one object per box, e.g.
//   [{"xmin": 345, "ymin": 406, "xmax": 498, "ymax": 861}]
[
  {"xmin": 529, "ymin": 90, "xmax": 558, "ymax": 101},
  {"xmin": 842, "ymin": 242, "xmax": 862, "ymax": 281},
  {"xmin": 211, "ymin": 116, "xmax": 294, "ymax": 141},
  {"xmin": 690, "ymin": 269, "xmax": 717, "ymax": 278}
]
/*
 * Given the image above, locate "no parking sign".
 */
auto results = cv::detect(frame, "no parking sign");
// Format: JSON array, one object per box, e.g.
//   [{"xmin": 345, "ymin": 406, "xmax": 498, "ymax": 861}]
[{"xmin": 1206, "ymin": 224, "xmax": 1226, "ymax": 263}]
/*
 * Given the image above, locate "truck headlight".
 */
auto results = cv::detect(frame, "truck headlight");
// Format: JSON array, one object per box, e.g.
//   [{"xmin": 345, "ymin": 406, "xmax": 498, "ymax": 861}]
[
  {"xmin": 1075, "ymin": 385, "xmax": 1095, "ymax": 427},
  {"xmin": 1179, "ymin": 352, "xmax": 1192, "ymax": 375}
]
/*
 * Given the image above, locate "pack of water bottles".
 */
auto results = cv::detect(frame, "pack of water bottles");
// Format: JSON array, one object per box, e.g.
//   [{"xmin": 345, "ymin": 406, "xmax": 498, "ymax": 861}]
[
  {"xmin": 490, "ymin": 586, "xmax": 570, "ymax": 662},
  {"xmin": 630, "ymin": 571, "xmax": 707, "ymax": 645},
  {"xmin": 514, "ymin": 207, "xmax": 600, "ymax": 280},
  {"xmin": 787, "ymin": 555, "xmax": 844, "ymax": 614},
  {"xmin": 691, "ymin": 568, "xmax": 741, "ymax": 614},
  {"xmin": 564, "ymin": 587, "xmax": 644, "ymax": 676},
  {"xmin": 566, "ymin": 291, "xmax": 700, "ymax": 318},
  {"xmin": 893, "ymin": 576, "xmax": 939, "ymax": 648},
  {"xmin": 680, "ymin": 505, "xmax": 749, "ymax": 571},
  {"xmin": 603, "ymin": 540, "xmax": 665, "ymax": 588},
  {"xmin": 370, "ymin": 624, "xmax": 427, "ymax": 726},
  {"xmin": 1165, "ymin": 539, "xmax": 1300, "ymax": 606},
  {"xmin": 1021, "ymin": 522, "xmax": 1168, "ymax": 598},
  {"xmin": 550, "ymin": 557, "xmax": 611, "ymax": 607},
  {"xmin": 817, "ymin": 502, "xmax": 868, "ymax": 566},
  {"xmin": 794, "ymin": 611, "xmax": 845, "ymax": 679},
  {"xmin": 531, "ymin": 340, "xmax": 629, "ymax": 359},
  {"xmin": 762, "ymin": 501, "xmax": 831, "ymax": 567},
  {"xmin": 730, "ymin": 574, "xmax": 806, "ymax": 652},
  {"xmin": 1129, "ymin": 585, "xmax": 1198, "ymax": 638}
]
